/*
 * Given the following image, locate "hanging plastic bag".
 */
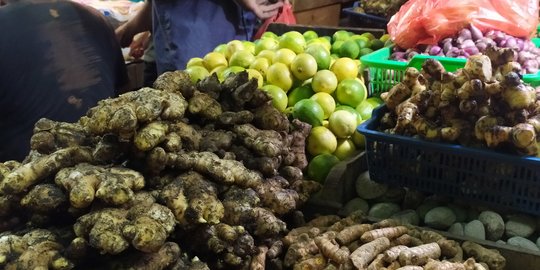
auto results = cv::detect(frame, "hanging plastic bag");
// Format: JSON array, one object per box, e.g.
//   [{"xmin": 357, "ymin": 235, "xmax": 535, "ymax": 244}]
[
  {"xmin": 388, "ymin": 0, "xmax": 539, "ymax": 49},
  {"xmin": 253, "ymin": 3, "xmax": 296, "ymax": 40}
]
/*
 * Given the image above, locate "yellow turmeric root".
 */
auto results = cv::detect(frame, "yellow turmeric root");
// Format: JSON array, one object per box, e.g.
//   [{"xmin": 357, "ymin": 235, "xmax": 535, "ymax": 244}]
[
  {"xmin": 399, "ymin": 242, "xmax": 441, "ymax": 266},
  {"xmin": 361, "ymin": 226, "xmax": 409, "ymax": 242}
]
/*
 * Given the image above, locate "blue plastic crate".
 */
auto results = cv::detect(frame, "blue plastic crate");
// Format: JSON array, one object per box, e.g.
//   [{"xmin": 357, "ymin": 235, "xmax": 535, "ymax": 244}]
[
  {"xmin": 342, "ymin": 6, "xmax": 388, "ymax": 29},
  {"xmin": 358, "ymin": 106, "xmax": 540, "ymax": 215}
]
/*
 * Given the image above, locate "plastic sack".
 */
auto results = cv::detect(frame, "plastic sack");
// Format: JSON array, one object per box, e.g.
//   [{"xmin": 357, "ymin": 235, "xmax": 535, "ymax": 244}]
[
  {"xmin": 388, "ymin": 0, "xmax": 539, "ymax": 49},
  {"xmin": 254, "ymin": 3, "xmax": 296, "ymax": 40}
]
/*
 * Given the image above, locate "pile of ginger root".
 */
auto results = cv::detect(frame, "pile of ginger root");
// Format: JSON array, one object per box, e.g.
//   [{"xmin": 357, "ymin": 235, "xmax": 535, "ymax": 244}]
[
  {"xmin": 280, "ymin": 211, "xmax": 506, "ymax": 270},
  {"xmin": 0, "ymin": 70, "xmax": 322, "ymax": 269},
  {"xmin": 380, "ymin": 45, "xmax": 540, "ymax": 156}
]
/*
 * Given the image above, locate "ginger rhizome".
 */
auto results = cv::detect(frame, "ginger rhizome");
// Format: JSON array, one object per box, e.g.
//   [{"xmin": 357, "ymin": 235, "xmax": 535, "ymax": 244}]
[
  {"xmin": 0, "ymin": 70, "xmax": 320, "ymax": 269},
  {"xmin": 381, "ymin": 52, "xmax": 540, "ymax": 156}
]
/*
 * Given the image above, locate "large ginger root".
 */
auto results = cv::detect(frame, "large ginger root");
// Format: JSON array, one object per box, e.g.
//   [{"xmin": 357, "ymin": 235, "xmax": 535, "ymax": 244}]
[
  {"xmin": 2, "ymin": 230, "xmax": 73, "ymax": 270},
  {"xmin": 255, "ymin": 176, "xmax": 300, "ymax": 215},
  {"xmin": 30, "ymin": 119, "xmax": 92, "ymax": 154},
  {"xmin": 284, "ymin": 233, "xmax": 320, "ymax": 268},
  {"xmin": 153, "ymin": 70, "xmax": 195, "ymax": 99},
  {"xmin": 285, "ymin": 119, "xmax": 312, "ymax": 170},
  {"xmin": 149, "ymin": 150, "xmax": 263, "ymax": 188},
  {"xmin": 189, "ymin": 223, "xmax": 256, "ymax": 268},
  {"xmin": 82, "ymin": 88, "xmax": 188, "ymax": 141},
  {"xmin": 0, "ymin": 147, "xmax": 93, "ymax": 195},
  {"xmin": 74, "ymin": 199, "xmax": 175, "ymax": 254},
  {"xmin": 229, "ymin": 144, "xmax": 281, "ymax": 176},
  {"xmin": 222, "ymin": 187, "xmax": 287, "ymax": 237},
  {"xmin": 55, "ymin": 164, "xmax": 145, "ymax": 208},
  {"xmin": 233, "ymin": 124, "xmax": 284, "ymax": 157},
  {"xmin": 253, "ymin": 103, "xmax": 290, "ymax": 132},
  {"xmin": 20, "ymin": 184, "xmax": 67, "ymax": 213},
  {"xmin": 160, "ymin": 171, "xmax": 224, "ymax": 225},
  {"xmin": 199, "ymin": 130, "xmax": 235, "ymax": 153},
  {"xmin": 119, "ymin": 242, "xmax": 182, "ymax": 270},
  {"xmin": 462, "ymin": 241, "xmax": 505, "ymax": 270},
  {"xmin": 188, "ymin": 91, "xmax": 223, "ymax": 120}
]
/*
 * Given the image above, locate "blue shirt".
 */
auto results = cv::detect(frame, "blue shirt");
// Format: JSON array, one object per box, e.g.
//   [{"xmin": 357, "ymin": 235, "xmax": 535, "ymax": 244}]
[{"xmin": 152, "ymin": 0, "xmax": 257, "ymax": 74}]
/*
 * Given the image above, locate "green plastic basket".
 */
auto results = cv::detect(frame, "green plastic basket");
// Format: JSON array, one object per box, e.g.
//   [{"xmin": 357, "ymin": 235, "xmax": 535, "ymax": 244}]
[{"xmin": 361, "ymin": 38, "xmax": 540, "ymax": 96}]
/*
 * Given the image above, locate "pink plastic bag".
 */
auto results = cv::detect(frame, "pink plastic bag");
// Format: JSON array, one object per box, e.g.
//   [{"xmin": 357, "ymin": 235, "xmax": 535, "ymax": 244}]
[
  {"xmin": 388, "ymin": 0, "xmax": 539, "ymax": 49},
  {"xmin": 254, "ymin": 3, "xmax": 296, "ymax": 40}
]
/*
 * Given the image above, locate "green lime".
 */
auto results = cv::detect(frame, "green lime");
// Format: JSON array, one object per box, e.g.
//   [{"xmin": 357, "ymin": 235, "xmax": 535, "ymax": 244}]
[
  {"xmin": 307, "ymin": 153, "xmax": 340, "ymax": 183},
  {"xmin": 288, "ymin": 84, "xmax": 315, "ymax": 107},
  {"xmin": 261, "ymin": 84, "xmax": 288, "ymax": 112},
  {"xmin": 332, "ymin": 30, "xmax": 351, "ymax": 42},
  {"xmin": 279, "ymin": 31, "xmax": 306, "ymax": 54},
  {"xmin": 303, "ymin": 30, "xmax": 319, "ymax": 41},
  {"xmin": 261, "ymin": 31, "xmax": 278, "ymax": 40},
  {"xmin": 292, "ymin": 99, "xmax": 325, "ymax": 126},
  {"xmin": 336, "ymin": 79, "xmax": 367, "ymax": 107},
  {"xmin": 307, "ymin": 126, "xmax": 338, "ymax": 156},
  {"xmin": 339, "ymin": 39, "xmax": 360, "ymax": 59},
  {"xmin": 356, "ymin": 100, "xmax": 375, "ymax": 120},
  {"xmin": 331, "ymin": 40, "xmax": 344, "ymax": 55},
  {"xmin": 335, "ymin": 105, "xmax": 363, "ymax": 126},
  {"xmin": 370, "ymin": 39, "xmax": 385, "ymax": 51},
  {"xmin": 305, "ymin": 44, "xmax": 331, "ymax": 70},
  {"xmin": 360, "ymin": 32, "xmax": 376, "ymax": 41},
  {"xmin": 355, "ymin": 39, "xmax": 369, "ymax": 49},
  {"xmin": 359, "ymin": 48, "xmax": 374, "ymax": 57}
]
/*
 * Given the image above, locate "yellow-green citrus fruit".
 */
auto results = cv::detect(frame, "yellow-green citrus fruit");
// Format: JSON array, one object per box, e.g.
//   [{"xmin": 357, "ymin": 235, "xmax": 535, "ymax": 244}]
[
  {"xmin": 261, "ymin": 31, "xmax": 278, "ymax": 40},
  {"xmin": 352, "ymin": 130, "xmax": 366, "ymax": 149},
  {"xmin": 287, "ymin": 84, "xmax": 315, "ymax": 107},
  {"xmin": 359, "ymin": 48, "xmax": 374, "ymax": 57},
  {"xmin": 185, "ymin": 66, "xmax": 210, "ymax": 84},
  {"xmin": 334, "ymin": 138, "xmax": 358, "ymax": 160},
  {"xmin": 255, "ymin": 38, "xmax": 279, "ymax": 55},
  {"xmin": 213, "ymin": 43, "xmax": 228, "ymax": 54},
  {"xmin": 365, "ymin": 97, "xmax": 384, "ymax": 107},
  {"xmin": 272, "ymin": 48, "xmax": 296, "ymax": 66},
  {"xmin": 279, "ymin": 31, "xmax": 306, "ymax": 54},
  {"xmin": 307, "ymin": 153, "xmax": 340, "ymax": 183},
  {"xmin": 256, "ymin": 50, "xmax": 275, "ymax": 64},
  {"xmin": 335, "ymin": 78, "xmax": 367, "ymax": 107},
  {"xmin": 293, "ymin": 99, "xmax": 324, "ymax": 127},
  {"xmin": 266, "ymin": 62, "xmax": 294, "ymax": 92},
  {"xmin": 332, "ymin": 30, "xmax": 351, "ymax": 42},
  {"xmin": 290, "ymin": 53, "xmax": 318, "ymax": 81},
  {"xmin": 305, "ymin": 44, "xmax": 331, "ymax": 70},
  {"xmin": 335, "ymin": 105, "xmax": 363, "ymax": 126},
  {"xmin": 312, "ymin": 70, "xmax": 338, "ymax": 94},
  {"xmin": 331, "ymin": 40, "xmax": 344, "ymax": 55},
  {"xmin": 380, "ymin": 34, "xmax": 391, "ymax": 42},
  {"xmin": 219, "ymin": 66, "xmax": 245, "ymax": 81},
  {"xmin": 246, "ymin": 68, "xmax": 264, "ymax": 88},
  {"xmin": 203, "ymin": 52, "xmax": 228, "ymax": 71},
  {"xmin": 261, "ymin": 84, "xmax": 288, "ymax": 112},
  {"xmin": 225, "ymin": 40, "xmax": 245, "ymax": 59},
  {"xmin": 186, "ymin": 57, "xmax": 204, "ymax": 68},
  {"xmin": 242, "ymin": 41, "xmax": 256, "ymax": 54},
  {"xmin": 339, "ymin": 39, "xmax": 361, "ymax": 59},
  {"xmin": 307, "ymin": 126, "xmax": 338, "ymax": 156},
  {"xmin": 328, "ymin": 110, "xmax": 357, "ymax": 138},
  {"xmin": 355, "ymin": 100, "xmax": 375, "ymax": 120},
  {"xmin": 370, "ymin": 39, "xmax": 385, "ymax": 50},
  {"xmin": 303, "ymin": 30, "xmax": 319, "ymax": 41},
  {"xmin": 310, "ymin": 92, "xmax": 336, "ymax": 120},
  {"xmin": 331, "ymin": 57, "xmax": 359, "ymax": 82},
  {"xmin": 229, "ymin": 50, "xmax": 255, "ymax": 69},
  {"xmin": 249, "ymin": 57, "xmax": 270, "ymax": 77}
]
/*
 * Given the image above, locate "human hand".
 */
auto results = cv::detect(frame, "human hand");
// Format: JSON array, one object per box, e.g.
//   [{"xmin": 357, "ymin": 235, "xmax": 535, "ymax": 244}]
[
  {"xmin": 115, "ymin": 22, "xmax": 135, "ymax": 48},
  {"xmin": 129, "ymin": 31, "xmax": 151, "ymax": 59},
  {"xmin": 237, "ymin": 0, "xmax": 286, "ymax": 20}
]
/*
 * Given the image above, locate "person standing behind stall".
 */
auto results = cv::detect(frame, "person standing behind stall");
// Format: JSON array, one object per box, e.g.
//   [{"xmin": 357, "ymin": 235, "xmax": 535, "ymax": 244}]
[
  {"xmin": 116, "ymin": 0, "xmax": 285, "ymax": 75},
  {"xmin": 0, "ymin": 0, "xmax": 128, "ymax": 161}
]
